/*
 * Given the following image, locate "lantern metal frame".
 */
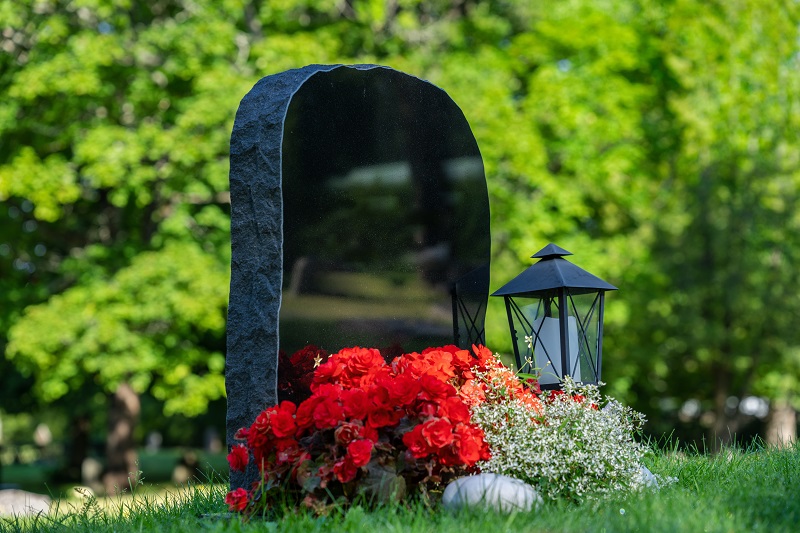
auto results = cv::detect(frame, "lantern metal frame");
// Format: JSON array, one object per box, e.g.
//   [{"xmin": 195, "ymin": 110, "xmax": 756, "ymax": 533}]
[
  {"xmin": 450, "ymin": 263, "xmax": 490, "ymax": 348},
  {"xmin": 491, "ymin": 243, "xmax": 617, "ymax": 390}
]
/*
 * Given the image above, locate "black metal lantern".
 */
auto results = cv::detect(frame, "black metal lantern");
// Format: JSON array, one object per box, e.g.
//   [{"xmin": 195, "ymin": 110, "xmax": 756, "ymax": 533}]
[{"xmin": 491, "ymin": 243, "xmax": 617, "ymax": 390}]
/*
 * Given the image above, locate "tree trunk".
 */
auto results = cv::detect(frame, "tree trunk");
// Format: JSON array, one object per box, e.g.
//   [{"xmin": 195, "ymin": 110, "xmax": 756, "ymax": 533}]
[
  {"xmin": 766, "ymin": 398, "xmax": 796, "ymax": 447},
  {"xmin": 708, "ymin": 363, "xmax": 737, "ymax": 452},
  {"xmin": 64, "ymin": 414, "xmax": 90, "ymax": 482},
  {"xmin": 103, "ymin": 382, "xmax": 140, "ymax": 495}
]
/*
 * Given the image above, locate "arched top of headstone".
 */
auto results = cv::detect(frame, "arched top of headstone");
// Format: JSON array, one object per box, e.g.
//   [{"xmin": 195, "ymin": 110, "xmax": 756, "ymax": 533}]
[{"xmin": 230, "ymin": 63, "xmax": 479, "ymax": 178}]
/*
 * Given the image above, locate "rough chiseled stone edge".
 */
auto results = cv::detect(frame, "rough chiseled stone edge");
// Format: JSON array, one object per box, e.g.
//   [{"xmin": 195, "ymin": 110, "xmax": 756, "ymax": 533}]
[
  {"xmin": 227, "ymin": 64, "xmax": 377, "ymax": 489},
  {"xmin": 225, "ymin": 64, "xmax": 486, "ymax": 490}
]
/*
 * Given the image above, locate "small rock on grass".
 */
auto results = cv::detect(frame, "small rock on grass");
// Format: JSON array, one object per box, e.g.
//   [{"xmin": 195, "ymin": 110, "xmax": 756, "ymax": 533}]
[
  {"xmin": 442, "ymin": 473, "xmax": 542, "ymax": 513},
  {"xmin": 639, "ymin": 465, "xmax": 658, "ymax": 488},
  {"xmin": 0, "ymin": 489, "xmax": 51, "ymax": 517}
]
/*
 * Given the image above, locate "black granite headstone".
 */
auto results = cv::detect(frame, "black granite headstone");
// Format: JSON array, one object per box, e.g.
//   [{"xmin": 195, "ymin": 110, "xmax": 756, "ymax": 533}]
[{"xmin": 226, "ymin": 64, "xmax": 490, "ymax": 489}]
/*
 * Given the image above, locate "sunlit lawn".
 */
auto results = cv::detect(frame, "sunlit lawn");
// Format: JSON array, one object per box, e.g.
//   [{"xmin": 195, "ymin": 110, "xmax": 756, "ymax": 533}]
[{"xmin": 3, "ymin": 443, "xmax": 800, "ymax": 533}]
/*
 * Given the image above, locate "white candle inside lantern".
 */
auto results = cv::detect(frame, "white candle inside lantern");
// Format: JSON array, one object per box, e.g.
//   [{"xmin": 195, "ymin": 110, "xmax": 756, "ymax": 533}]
[{"xmin": 528, "ymin": 315, "xmax": 580, "ymax": 386}]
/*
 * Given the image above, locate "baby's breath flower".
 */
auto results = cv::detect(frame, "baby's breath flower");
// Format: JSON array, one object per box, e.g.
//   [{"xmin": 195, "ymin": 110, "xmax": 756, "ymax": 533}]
[{"xmin": 471, "ymin": 376, "xmax": 648, "ymax": 502}]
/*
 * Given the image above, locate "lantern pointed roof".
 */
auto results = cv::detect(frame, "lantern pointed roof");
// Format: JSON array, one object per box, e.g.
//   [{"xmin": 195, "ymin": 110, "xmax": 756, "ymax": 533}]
[
  {"xmin": 532, "ymin": 243, "xmax": 572, "ymax": 259},
  {"xmin": 492, "ymin": 243, "xmax": 618, "ymax": 297}
]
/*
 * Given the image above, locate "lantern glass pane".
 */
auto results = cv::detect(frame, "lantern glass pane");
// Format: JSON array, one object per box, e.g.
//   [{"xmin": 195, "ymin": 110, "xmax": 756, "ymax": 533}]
[
  {"xmin": 566, "ymin": 290, "xmax": 601, "ymax": 384},
  {"xmin": 507, "ymin": 296, "xmax": 566, "ymax": 386}
]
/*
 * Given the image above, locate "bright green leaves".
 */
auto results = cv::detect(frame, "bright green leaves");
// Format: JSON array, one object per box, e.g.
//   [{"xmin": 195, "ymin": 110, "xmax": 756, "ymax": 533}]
[
  {"xmin": 353, "ymin": 0, "xmax": 391, "ymax": 32},
  {"xmin": 259, "ymin": 0, "xmax": 340, "ymax": 31},
  {"xmin": 113, "ymin": 243, "xmax": 229, "ymax": 333},
  {"xmin": 8, "ymin": 32, "xmax": 124, "ymax": 101},
  {"xmin": 530, "ymin": 0, "xmax": 640, "ymax": 73},
  {"xmin": 608, "ymin": 0, "xmax": 800, "ymax": 435},
  {"xmin": 75, "ymin": 125, "xmax": 154, "ymax": 192},
  {"xmin": 153, "ymin": 370, "xmax": 226, "ymax": 417},
  {"xmin": 1, "ymin": 1, "xmax": 239, "ymax": 420},
  {"xmin": 7, "ymin": 241, "xmax": 228, "ymax": 412},
  {"xmin": 0, "ymin": 147, "xmax": 81, "ymax": 221},
  {"xmin": 250, "ymin": 32, "xmax": 341, "ymax": 76}
]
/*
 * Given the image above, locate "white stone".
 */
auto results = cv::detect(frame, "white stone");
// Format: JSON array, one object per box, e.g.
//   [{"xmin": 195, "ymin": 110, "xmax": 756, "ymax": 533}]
[
  {"xmin": 0, "ymin": 489, "xmax": 51, "ymax": 517},
  {"xmin": 442, "ymin": 473, "xmax": 542, "ymax": 513},
  {"xmin": 638, "ymin": 465, "xmax": 659, "ymax": 488}
]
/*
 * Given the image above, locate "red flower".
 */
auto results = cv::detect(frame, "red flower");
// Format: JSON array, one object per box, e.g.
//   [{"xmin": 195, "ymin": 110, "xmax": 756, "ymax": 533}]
[
  {"xmin": 295, "ymin": 395, "xmax": 324, "ymax": 429},
  {"xmin": 347, "ymin": 439, "xmax": 374, "ymax": 468},
  {"xmin": 418, "ymin": 347, "xmax": 457, "ymax": 381},
  {"xmin": 273, "ymin": 437, "xmax": 299, "ymax": 451},
  {"xmin": 418, "ymin": 375, "xmax": 457, "ymax": 402},
  {"xmin": 246, "ymin": 428, "xmax": 270, "ymax": 457},
  {"xmin": 416, "ymin": 401, "xmax": 439, "ymax": 418},
  {"xmin": 471, "ymin": 344, "xmax": 495, "ymax": 368},
  {"xmin": 421, "ymin": 418, "xmax": 454, "ymax": 450},
  {"xmin": 313, "ymin": 383, "xmax": 344, "ymax": 401},
  {"xmin": 524, "ymin": 377, "xmax": 541, "ymax": 394},
  {"xmin": 344, "ymin": 346, "xmax": 385, "ymax": 376},
  {"xmin": 422, "ymin": 344, "xmax": 461, "ymax": 355},
  {"xmin": 402, "ymin": 425, "xmax": 431, "ymax": 458},
  {"xmin": 458, "ymin": 380, "xmax": 486, "ymax": 407},
  {"xmin": 234, "ymin": 426, "xmax": 250, "ymax": 441},
  {"xmin": 437, "ymin": 445, "xmax": 461, "ymax": 467},
  {"xmin": 453, "ymin": 424, "xmax": 489, "ymax": 465},
  {"xmin": 313, "ymin": 397, "xmax": 345, "ymax": 429},
  {"xmin": 358, "ymin": 365, "xmax": 392, "ymax": 389},
  {"xmin": 548, "ymin": 389, "xmax": 566, "ymax": 402},
  {"xmin": 400, "ymin": 350, "xmax": 455, "ymax": 382},
  {"xmin": 252, "ymin": 409, "xmax": 272, "ymax": 436},
  {"xmin": 225, "ymin": 487, "xmax": 249, "ymax": 512},
  {"xmin": 334, "ymin": 421, "xmax": 363, "ymax": 446},
  {"xmin": 333, "ymin": 457, "xmax": 358, "ymax": 483},
  {"xmin": 271, "ymin": 401, "xmax": 297, "ymax": 438},
  {"xmin": 227, "ymin": 444, "xmax": 249, "ymax": 472},
  {"xmin": 251, "ymin": 443, "xmax": 274, "ymax": 472},
  {"xmin": 360, "ymin": 424, "xmax": 379, "ymax": 443},
  {"xmin": 368, "ymin": 383, "xmax": 393, "ymax": 410},
  {"xmin": 341, "ymin": 389, "xmax": 370, "ymax": 419},
  {"xmin": 450, "ymin": 348, "xmax": 476, "ymax": 378},
  {"xmin": 227, "ymin": 344, "xmax": 504, "ymax": 515},
  {"xmin": 290, "ymin": 344, "xmax": 328, "ymax": 371},
  {"xmin": 378, "ymin": 374, "xmax": 420, "ymax": 407},
  {"xmin": 312, "ymin": 359, "xmax": 346, "ymax": 388},
  {"xmin": 437, "ymin": 396, "xmax": 471, "ymax": 424},
  {"xmin": 367, "ymin": 406, "xmax": 403, "ymax": 429}
]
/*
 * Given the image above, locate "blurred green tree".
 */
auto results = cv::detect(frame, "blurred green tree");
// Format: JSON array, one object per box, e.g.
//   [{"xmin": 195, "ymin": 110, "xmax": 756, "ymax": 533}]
[
  {"xmin": 0, "ymin": 0, "xmax": 245, "ymax": 489},
  {"xmin": 618, "ymin": 0, "xmax": 800, "ymax": 448},
  {"xmin": 408, "ymin": 0, "xmax": 800, "ymax": 448}
]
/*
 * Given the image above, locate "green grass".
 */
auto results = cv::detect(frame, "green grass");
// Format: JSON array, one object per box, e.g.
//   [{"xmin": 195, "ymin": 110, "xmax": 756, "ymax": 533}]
[
  {"xmin": 2, "ymin": 450, "xmax": 229, "ymax": 493},
  {"xmin": 3, "ymin": 443, "xmax": 800, "ymax": 533}
]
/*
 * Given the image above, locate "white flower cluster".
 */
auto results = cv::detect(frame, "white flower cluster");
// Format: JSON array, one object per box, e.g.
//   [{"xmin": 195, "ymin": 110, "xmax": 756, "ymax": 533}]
[{"xmin": 471, "ymin": 376, "xmax": 649, "ymax": 502}]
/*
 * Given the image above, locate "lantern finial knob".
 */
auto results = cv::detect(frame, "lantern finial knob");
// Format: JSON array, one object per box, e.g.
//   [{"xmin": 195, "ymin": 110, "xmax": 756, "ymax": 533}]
[{"xmin": 531, "ymin": 243, "xmax": 573, "ymax": 260}]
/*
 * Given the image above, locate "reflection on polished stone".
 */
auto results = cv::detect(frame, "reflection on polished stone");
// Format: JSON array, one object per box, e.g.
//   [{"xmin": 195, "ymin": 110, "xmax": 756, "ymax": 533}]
[{"xmin": 280, "ymin": 67, "xmax": 490, "ymax": 357}]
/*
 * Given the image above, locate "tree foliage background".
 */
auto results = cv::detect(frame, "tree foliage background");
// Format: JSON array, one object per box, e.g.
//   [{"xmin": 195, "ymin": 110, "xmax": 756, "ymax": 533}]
[{"xmin": 2, "ymin": 0, "xmax": 800, "ymax": 462}]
